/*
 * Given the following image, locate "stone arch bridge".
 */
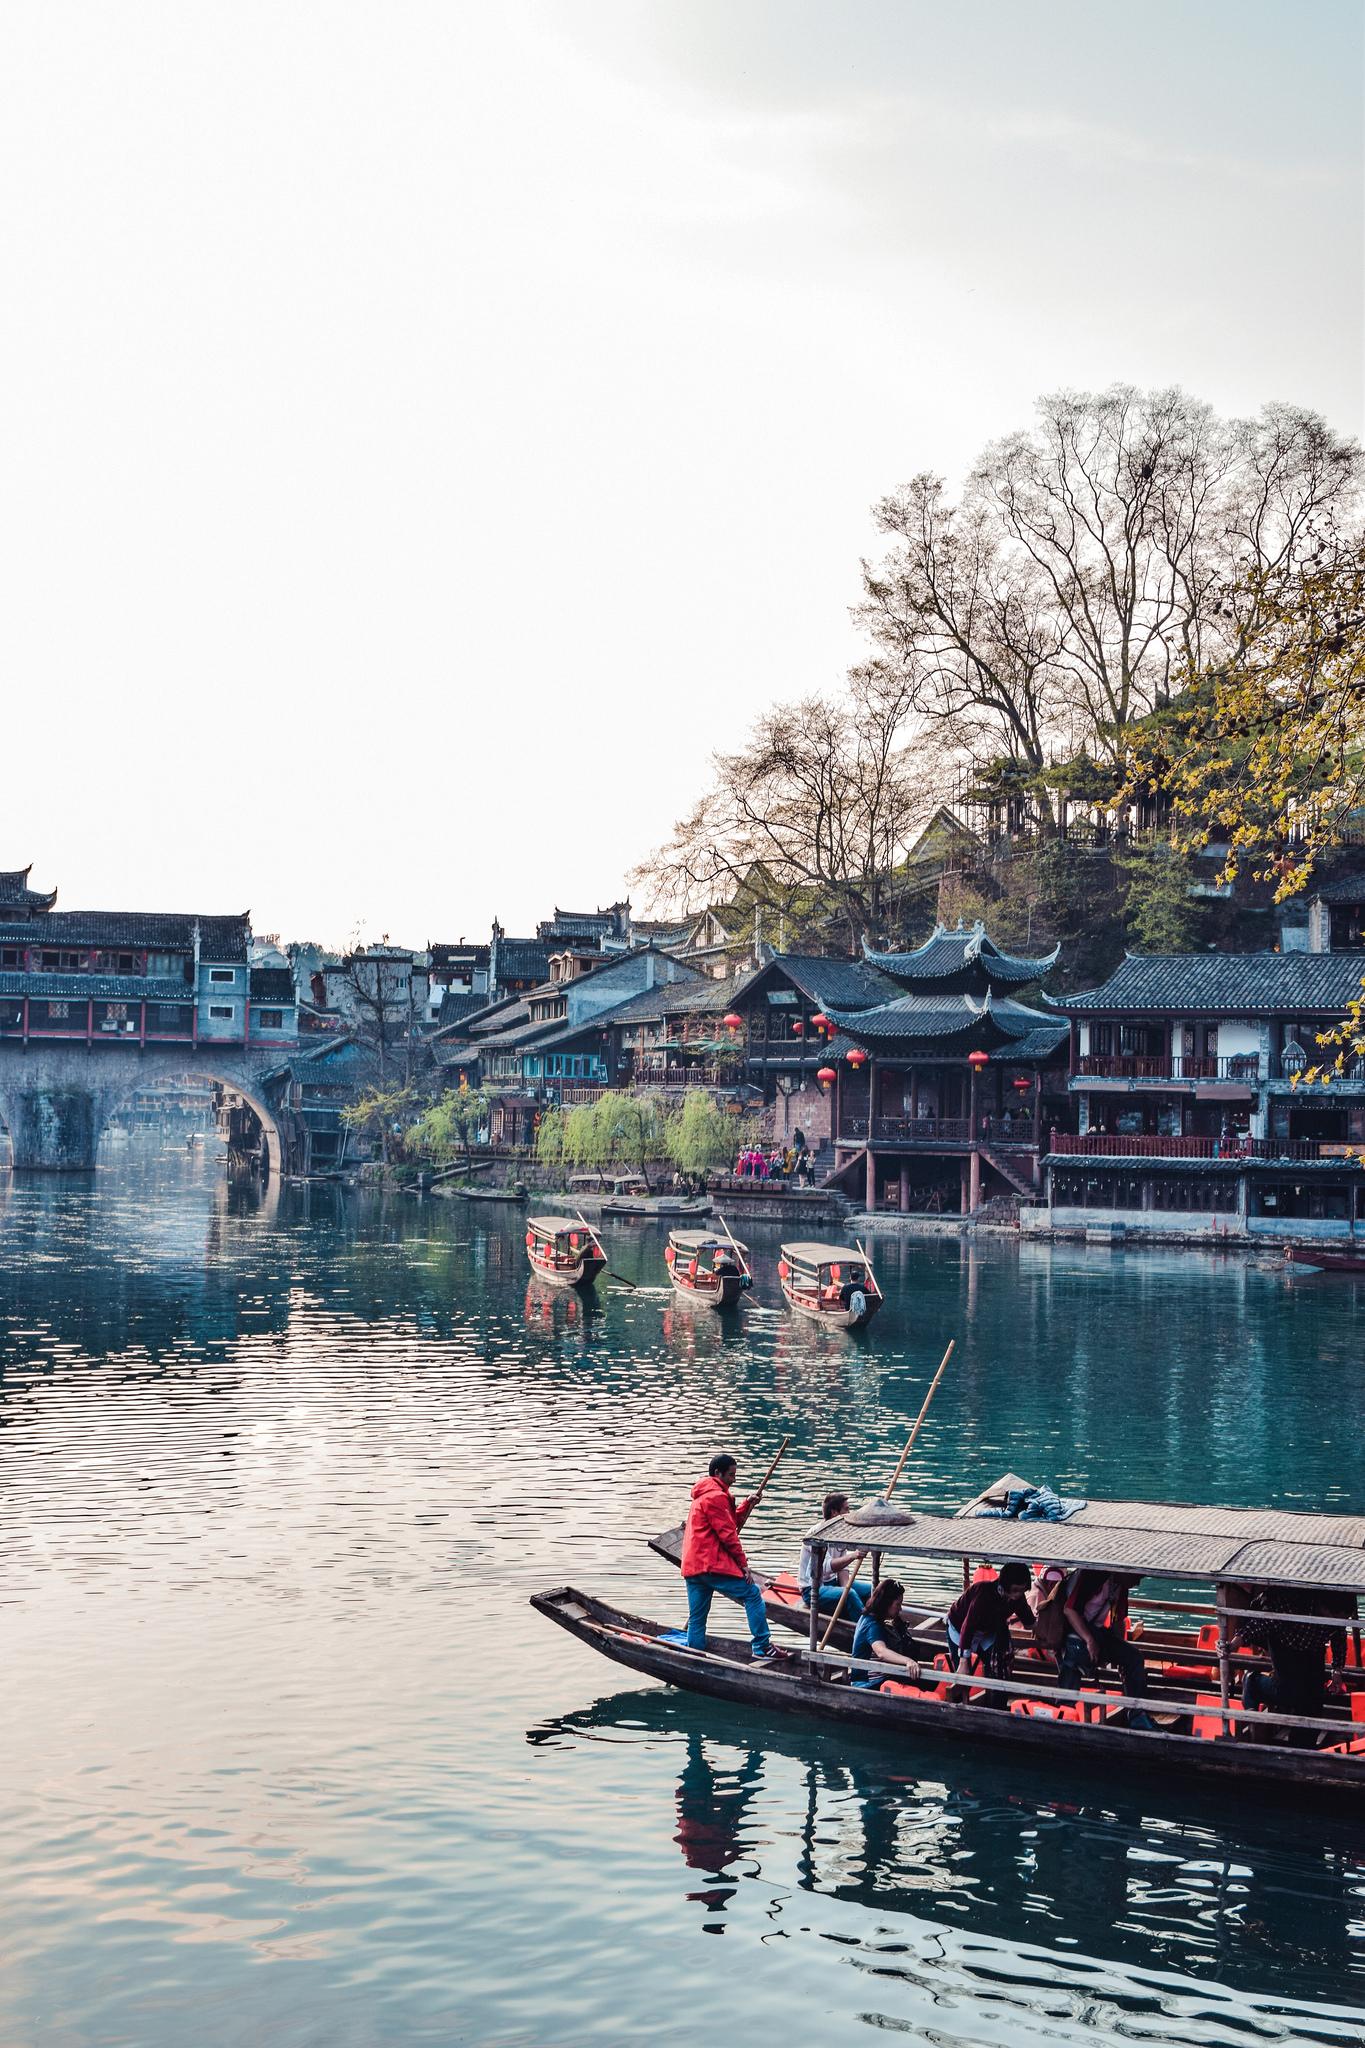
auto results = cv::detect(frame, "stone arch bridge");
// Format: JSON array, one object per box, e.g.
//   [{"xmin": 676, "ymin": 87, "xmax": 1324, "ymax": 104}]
[{"xmin": 0, "ymin": 1042, "xmax": 286, "ymax": 1173}]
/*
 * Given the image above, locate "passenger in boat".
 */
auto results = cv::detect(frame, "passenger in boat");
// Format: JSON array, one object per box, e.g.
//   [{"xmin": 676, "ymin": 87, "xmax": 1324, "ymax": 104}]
[
  {"xmin": 947, "ymin": 1562, "xmax": 1034, "ymax": 1701},
  {"xmin": 1236, "ymin": 1584, "xmax": 1350, "ymax": 1745},
  {"xmin": 850, "ymin": 1580, "xmax": 923, "ymax": 1689},
  {"xmin": 1060, "ymin": 1571, "xmax": 1154, "ymax": 1730},
  {"xmin": 797, "ymin": 1493, "xmax": 872, "ymax": 1622},
  {"xmin": 680, "ymin": 1454, "xmax": 776, "ymax": 1663}
]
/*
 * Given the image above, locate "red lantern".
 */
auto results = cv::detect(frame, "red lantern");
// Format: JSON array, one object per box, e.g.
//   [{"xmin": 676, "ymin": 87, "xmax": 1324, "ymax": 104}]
[
  {"xmin": 1012, "ymin": 1075, "xmax": 1031, "ymax": 1092},
  {"xmin": 792, "ymin": 1019, "xmax": 804, "ymax": 1036},
  {"xmin": 811, "ymin": 1012, "xmax": 829, "ymax": 1033},
  {"xmin": 816, "ymin": 1065, "xmax": 836, "ymax": 1089},
  {"xmin": 967, "ymin": 1050, "xmax": 990, "ymax": 1069},
  {"xmin": 723, "ymin": 1012, "xmax": 743, "ymax": 1032},
  {"xmin": 846, "ymin": 1046, "xmax": 867, "ymax": 1069}
]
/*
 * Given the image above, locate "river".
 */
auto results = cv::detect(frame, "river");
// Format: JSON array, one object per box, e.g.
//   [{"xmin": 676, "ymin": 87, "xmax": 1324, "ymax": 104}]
[{"xmin": 0, "ymin": 1139, "xmax": 1361, "ymax": 2045}]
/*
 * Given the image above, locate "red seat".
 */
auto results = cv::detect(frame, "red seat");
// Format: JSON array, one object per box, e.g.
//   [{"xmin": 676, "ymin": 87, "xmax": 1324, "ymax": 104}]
[
  {"xmin": 1010, "ymin": 1697, "xmax": 1085, "ymax": 1724},
  {"xmin": 1192, "ymin": 1693, "xmax": 1231, "ymax": 1740}
]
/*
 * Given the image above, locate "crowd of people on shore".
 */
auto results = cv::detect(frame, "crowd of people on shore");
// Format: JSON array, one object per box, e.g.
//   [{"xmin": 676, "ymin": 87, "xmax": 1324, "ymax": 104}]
[
  {"xmin": 733, "ymin": 1129, "xmax": 815, "ymax": 1187},
  {"xmin": 675, "ymin": 1456, "xmax": 1353, "ymax": 1744}
]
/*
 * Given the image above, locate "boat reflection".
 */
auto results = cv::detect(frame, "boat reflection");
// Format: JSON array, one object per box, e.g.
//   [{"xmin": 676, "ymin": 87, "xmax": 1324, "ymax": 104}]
[{"xmin": 528, "ymin": 1687, "xmax": 1365, "ymax": 2006}]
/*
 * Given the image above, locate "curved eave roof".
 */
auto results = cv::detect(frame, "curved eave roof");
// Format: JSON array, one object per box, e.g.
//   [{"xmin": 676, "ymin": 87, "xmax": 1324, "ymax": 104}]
[
  {"xmin": 823, "ymin": 990, "xmax": 1068, "ymax": 1059},
  {"xmin": 863, "ymin": 924, "xmax": 1060, "ymax": 992},
  {"xmin": 1056, "ymin": 951, "xmax": 1365, "ymax": 1016}
]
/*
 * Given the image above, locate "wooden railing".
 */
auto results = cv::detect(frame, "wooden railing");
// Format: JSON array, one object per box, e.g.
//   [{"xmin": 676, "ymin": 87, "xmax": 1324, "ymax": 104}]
[
  {"xmin": 1049, "ymin": 1130, "xmax": 1335, "ymax": 1160},
  {"xmin": 1075, "ymin": 1054, "xmax": 1261, "ymax": 1082}
]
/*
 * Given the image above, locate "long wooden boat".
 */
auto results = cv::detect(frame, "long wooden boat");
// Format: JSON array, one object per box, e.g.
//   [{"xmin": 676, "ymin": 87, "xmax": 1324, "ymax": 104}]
[
  {"xmin": 525, "ymin": 1215, "xmax": 606, "ymax": 1290},
  {"xmin": 536, "ymin": 1478, "xmax": 1365, "ymax": 1804},
  {"xmin": 778, "ymin": 1242, "xmax": 882, "ymax": 1329},
  {"xmin": 664, "ymin": 1230, "xmax": 752, "ymax": 1310},
  {"xmin": 1286, "ymin": 1244, "xmax": 1365, "ymax": 1273}
]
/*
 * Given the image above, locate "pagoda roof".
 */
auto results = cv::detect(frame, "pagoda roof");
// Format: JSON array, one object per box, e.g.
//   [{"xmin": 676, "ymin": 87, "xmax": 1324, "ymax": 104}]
[
  {"xmin": 0, "ymin": 866, "xmax": 56, "ymax": 913},
  {"xmin": 822, "ymin": 986, "xmax": 1068, "ymax": 1060},
  {"xmin": 863, "ymin": 922, "xmax": 1060, "ymax": 993}
]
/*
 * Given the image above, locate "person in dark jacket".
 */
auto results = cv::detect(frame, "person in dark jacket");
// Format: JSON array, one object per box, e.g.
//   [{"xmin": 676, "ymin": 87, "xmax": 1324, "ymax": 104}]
[
  {"xmin": 947, "ymin": 1564, "xmax": 1033, "ymax": 1702},
  {"xmin": 680, "ymin": 1454, "xmax": 775, "ymax": 1660},
  {"xmin": 1237, "ymin": 1583, "xmax": 1350, "ymax": 1745}
]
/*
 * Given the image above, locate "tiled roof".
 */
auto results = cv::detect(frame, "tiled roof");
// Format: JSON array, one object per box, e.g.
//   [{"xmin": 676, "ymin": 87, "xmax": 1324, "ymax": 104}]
[
  {"xmin": 757, "ymin": 954, "xmax": 900, "ymax": 1010},
  {"xmin": 435, "ymin": 990, "xmax": 489, "ymax": 1029},
  {"xmin": 1309, "ymin": 873, "xmax": 1365, "ymax": 904},
  {"xmin": 0, "ymin": 866, "xmax": 56, "ymax": 911},
  {"xmin": 1056, "ymin": 952, "xmax": 1365, "ymax": 1015},
  {"xmin": 823, "ymin": 988, "xmax": 1068, "ymax": 1057},
  {"xmin": 249, "ymin": 968, "xmax": 295, "ymax": 1002},
  {"xmin": 0, "ymin": 973, "xmax": 191, "ymax": 1001},
  {"xmin": 603, "ymin": 975, "xmax": 746, "ymax": 1028},
  {"xmin": 493, "ymin": 938, "xmax": 552, "ymax": 983},
  {"xmin": 864, "ymin": 924, "xmax": 1059, "ymax": 991},
  {"xmin": 0, "ymin": 910, "xmax": 249, "ymax": 960}
]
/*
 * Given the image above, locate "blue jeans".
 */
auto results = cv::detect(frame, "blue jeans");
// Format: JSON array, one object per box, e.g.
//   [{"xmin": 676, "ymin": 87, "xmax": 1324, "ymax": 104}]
[
  {"xmin": 684, "ymin": 1573, "xmax": 772, "ymax": 1654},
  {"xmin": 806, "ymin": 1579, "xmax": 872, "ymax": 1623}
]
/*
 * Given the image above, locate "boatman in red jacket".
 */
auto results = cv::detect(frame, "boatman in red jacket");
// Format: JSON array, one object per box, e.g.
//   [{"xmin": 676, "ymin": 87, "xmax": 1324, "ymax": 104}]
[{"xmin": 680, "ymin": 1453, "xmax": 776, "ymax": 1660}]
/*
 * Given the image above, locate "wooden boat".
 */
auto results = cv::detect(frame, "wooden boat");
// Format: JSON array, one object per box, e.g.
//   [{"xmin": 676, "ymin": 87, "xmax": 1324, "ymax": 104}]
[
  {"xmin": 778, "ymin": 1242, "xmax": 883, "ymax": 1329},
  {"xmin": 535, "ymin": 1478, "xmax": 1365, "ymax": 1805},
  {"xmin": 525, "ymin": 1215, "xmax": 606, "ymax": 1290},
  {"xmin": 1286, "ymin": 1244, "xmax": 1365, "ymax": 1273},
  {"xmin": 664, "ymin": 1229, "xmax": 753, "ymax": 1310}
]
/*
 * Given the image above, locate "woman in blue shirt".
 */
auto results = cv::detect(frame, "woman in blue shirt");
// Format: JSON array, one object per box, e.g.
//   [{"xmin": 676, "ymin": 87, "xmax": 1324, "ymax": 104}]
[{"xmin": 850, "ymin": 1580, "xmax": 924, "ymax": 1689}]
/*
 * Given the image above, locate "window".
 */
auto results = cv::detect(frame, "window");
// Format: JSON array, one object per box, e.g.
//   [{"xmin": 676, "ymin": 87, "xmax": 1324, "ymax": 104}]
[
  {"xmin": 117, "ymin": 954, "xmax": 135, "ymax": 975},
  {"xmin": 209, "ymin": 1004, "xmax": 233, "ymax": 1020},
  {"xmin": 146, "ymin": 952, "xmax": 181, "ymax": 977},
  {"xmin": 41, "ymin": 951, "xmax": 59, "ymax": 970},
  {"xmin": 256, "ymin": 1008, "xmax": 284, "ymax": 1029},
  {"xmin": 48, "ymin": 1001, "xmax": 70, "ymax": 1021},
  {"xmin": 0, "ymin": 949, "xmax": 17, "ymax": 967},
  {"xmin": 209, "ymin": 968, "xmax": 235, "ymax": 985}
]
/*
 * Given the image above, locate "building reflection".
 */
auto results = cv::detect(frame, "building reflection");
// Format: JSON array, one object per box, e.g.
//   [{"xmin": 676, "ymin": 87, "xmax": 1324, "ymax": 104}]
[{"xmin": 529, "ymin": 1688, "xmax": 1365, "ymax": 1998}]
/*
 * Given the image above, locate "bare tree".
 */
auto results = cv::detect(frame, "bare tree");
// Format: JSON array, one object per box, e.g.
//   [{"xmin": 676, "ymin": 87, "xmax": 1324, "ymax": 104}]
[
  {"xmin": 859, "ymin": 387, "xmax": 1362, "ymax": 793},
  {"xmin": 335, "ymin": 943, "xmax": 427, "ymax": 1087},
  {"xmin": 635, "ymin": 668, "xmax": 946, "ymax": 948}
]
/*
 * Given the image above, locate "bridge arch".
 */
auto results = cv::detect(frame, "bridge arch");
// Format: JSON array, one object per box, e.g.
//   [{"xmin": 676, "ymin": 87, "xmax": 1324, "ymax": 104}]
[{"xmin": 0, "ymin": 1041, "xmax": 288, "ymax": 1174}]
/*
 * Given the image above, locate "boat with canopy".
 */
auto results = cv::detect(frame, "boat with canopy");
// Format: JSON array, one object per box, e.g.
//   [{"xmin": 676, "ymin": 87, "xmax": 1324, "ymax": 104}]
[
  {"xmin": 778, "ymin": 1242, "xmax": 882, "ymax": 1329},
  {"xmin": 664, "ymin": 1228, "xmax": 752, "ymax": 1310},
  {"xmin": 525, "ymin": 1215, "xmax": 606, "ymax": 1290},
  {"xmin": 533, "ymin": 1472, "xmax": 1365, "ymax": 1802}
]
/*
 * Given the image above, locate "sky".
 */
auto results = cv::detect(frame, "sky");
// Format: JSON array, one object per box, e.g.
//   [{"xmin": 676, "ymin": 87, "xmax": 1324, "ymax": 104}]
[{"xmin": 0, "ymin": 1, "xmax": 1360, "ymax": 949}]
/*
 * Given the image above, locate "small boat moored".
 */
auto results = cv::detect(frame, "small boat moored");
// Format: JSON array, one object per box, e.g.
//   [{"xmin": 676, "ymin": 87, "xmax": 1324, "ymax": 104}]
[
  {"xmin": 1286, "ymin": 1244, "xmax": 1365, "ymax": 1274},
  {"xmin": 525, "ymin": 1215, "xmax": 607, "ymax": 1290},
  {"xmin": 779, "ymin": 1241, "xmax": 882, "ymax": 1329},
  {"xmin": 664, "ymin": 1228, "xmax": 753, "ymax": 1310}
]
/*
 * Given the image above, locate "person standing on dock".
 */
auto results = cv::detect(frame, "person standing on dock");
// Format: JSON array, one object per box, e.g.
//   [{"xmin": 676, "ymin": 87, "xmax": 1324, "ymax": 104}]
[{"xmin": 680, "ymin": 1454, "xmax": 776, "ymax": 1662}]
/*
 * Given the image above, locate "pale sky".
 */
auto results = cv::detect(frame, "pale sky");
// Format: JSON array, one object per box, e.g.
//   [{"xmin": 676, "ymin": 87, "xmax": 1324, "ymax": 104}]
[{"xmin": 1, "ymin": 1, "xmax": 1360, "ymax": 949}]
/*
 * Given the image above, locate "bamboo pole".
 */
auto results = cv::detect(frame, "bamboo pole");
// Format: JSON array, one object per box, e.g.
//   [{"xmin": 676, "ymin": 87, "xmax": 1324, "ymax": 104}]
[
  {"xmin": 749, "ymin": 1434, "xmax": 790, "ymax": 1509},
  {"xmin": 853, "ymin": 1236, "xmax": 882, "ymax": 1301},
  {"xmin": 817, "ymin": 1339, "xmax": 956, "ymax": 1651},
  {"xmin": 576, "ymin": 1208, "xmax": 633, "ymax": 1288},
  {"xmin": 716, "ymin": 1211, "xmax": 752, "ymax": 1280}
]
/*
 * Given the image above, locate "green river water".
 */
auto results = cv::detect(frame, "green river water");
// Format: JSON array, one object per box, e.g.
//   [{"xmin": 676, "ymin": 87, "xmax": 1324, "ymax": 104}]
[{"xmin": 0, "ymin": 1138, "xmax": 1361, "ymax": 2046}]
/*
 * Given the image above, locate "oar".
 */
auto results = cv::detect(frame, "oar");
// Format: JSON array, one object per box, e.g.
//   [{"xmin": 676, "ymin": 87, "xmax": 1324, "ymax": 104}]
[
  {"xmin": 749, "ymin": 1433, "xmax": 790, "ymax": 1508},
  {"xmin": 574, "ymin": 1209, "xmax": 634, "ymax": 1288},
  {"xmin": 817, "ymin": 1337, "xmax": 956, "ymax": 1651},
  {"xmin": 854, "ymin": 1236, "xmax": 882, "ymax": 1301},
  {"xmin": 716, "ymin": 1211, "xmax": 752, "ymax": 1280}
]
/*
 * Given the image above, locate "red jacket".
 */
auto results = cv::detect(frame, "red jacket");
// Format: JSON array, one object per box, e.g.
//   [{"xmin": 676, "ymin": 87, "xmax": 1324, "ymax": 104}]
[{"xmin": 681, "ymin": 1475, "xmax": 755, "ymax": 1579}]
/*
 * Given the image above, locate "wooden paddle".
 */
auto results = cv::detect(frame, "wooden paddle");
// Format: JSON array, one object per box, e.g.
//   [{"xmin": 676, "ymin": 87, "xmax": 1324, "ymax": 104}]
[
  {"xmin": 817, "ymin": 1337, "xmax": 956, "ymax": 1650},
  {"xmin": 747, "ymin": 1433, "xmax": 790, "ymax": 1511},
  {"xmin": 574, "ymin": 1208, "xmax": 635, "ymax": 1288},
  {"xmin": 716, "ymin": 1211, "xmax": 753, "ymax": 1280}
]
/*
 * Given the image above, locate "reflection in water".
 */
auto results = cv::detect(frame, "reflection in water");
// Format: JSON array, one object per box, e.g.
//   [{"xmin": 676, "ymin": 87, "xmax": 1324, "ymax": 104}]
[
  {"xmin": 532, "ymin": 1688, "xmax": 1365, "ymax": 2036},
  {"xmin": 0, "ymin": 1142, "xmax": 1363, "ymax": 2044}
]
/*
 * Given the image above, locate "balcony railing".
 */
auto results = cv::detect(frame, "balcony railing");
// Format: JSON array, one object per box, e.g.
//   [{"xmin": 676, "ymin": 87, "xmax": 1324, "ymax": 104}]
[
  {"xmin": 630, "ymin": 1065, "xmax": 731, "ymax": 1089},
  {"xmin": 1049, "ymin": 1131, "xmax": 1342, "ymax": 1161},
  {"xmin": 1075, "ymin": 1054, "xmax": 1261, "ymax": 1083}
]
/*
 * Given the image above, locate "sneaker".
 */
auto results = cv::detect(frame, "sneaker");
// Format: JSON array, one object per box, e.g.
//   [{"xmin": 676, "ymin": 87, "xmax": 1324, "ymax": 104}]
[{"xmin": 751, "ymin": 1646, "xmax": 779, "ymax": 1664}]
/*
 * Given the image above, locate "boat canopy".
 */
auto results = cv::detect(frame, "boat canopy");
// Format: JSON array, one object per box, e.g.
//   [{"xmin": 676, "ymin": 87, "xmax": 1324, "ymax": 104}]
[
  {"xmin": 670, "ymin": 1229, "xmax": 746, "ymax": 1253},
  {"xmin": 528, "ymin": 1215, "xmax": 593, "ymax": 1237},
  {"xmin": 806, "ymin": 1471, "xmax": 1365, "ymax": 1594},
  {"xmin": 782, "ymin": 1242, "xmax": 865, "ymax": 1268}
]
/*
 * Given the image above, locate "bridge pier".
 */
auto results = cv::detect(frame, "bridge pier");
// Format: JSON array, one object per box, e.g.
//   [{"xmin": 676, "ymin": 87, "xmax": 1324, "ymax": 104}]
[{"xmin": 0, "ymin": 1085, "xmax": 112, "ymax": 1169}]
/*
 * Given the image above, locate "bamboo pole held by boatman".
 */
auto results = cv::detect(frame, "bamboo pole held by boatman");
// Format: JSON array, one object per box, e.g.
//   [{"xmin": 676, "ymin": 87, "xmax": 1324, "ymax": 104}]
[
  {"xmin": 817, "ymin": 1338, "xmax": 956, "ymax": 1651},
  {"xmin": 748, "ymin": 1433, "xmax": 790, "ymax": 1512},
  {"xmin": 716, "ymin": 1211, "xmax": 753, "ymax": 1280}
]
